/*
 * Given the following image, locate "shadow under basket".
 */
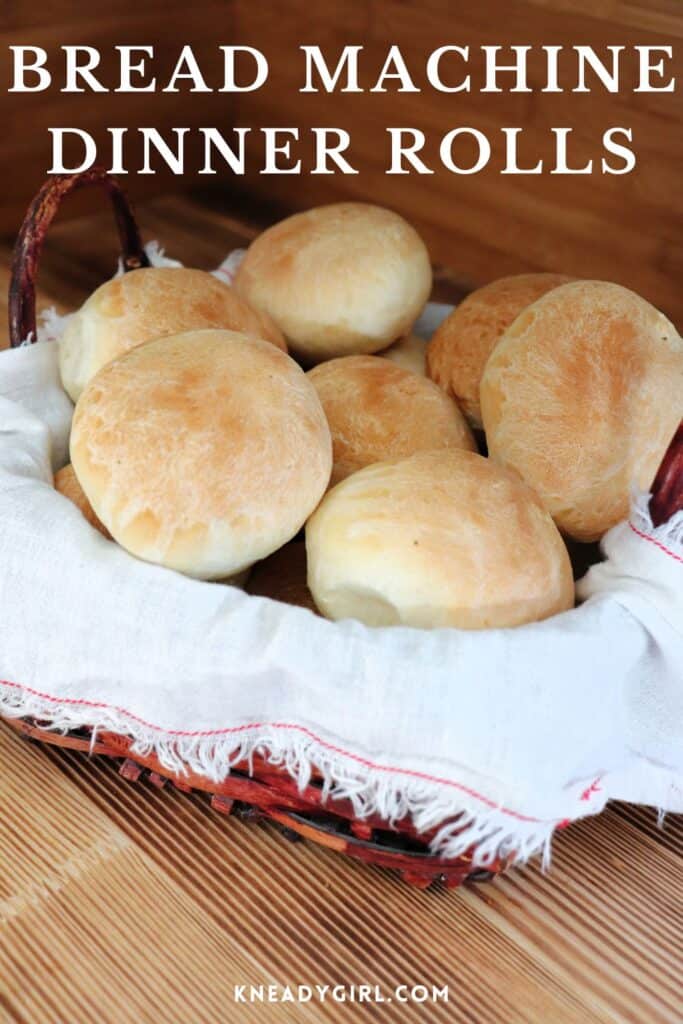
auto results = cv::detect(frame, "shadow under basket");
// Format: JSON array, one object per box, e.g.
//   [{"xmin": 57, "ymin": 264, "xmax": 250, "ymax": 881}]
[{"xmin": 3, "ymin": 170, "xmax": 683, "ymax": 889}]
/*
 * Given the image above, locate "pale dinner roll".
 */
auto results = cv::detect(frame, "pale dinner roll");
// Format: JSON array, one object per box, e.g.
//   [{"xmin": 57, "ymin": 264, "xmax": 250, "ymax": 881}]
[
  {"xmin": 308, "ymin": 355, "xmax": 476, "ymax": 486},
  {"xmin": 381, "ymin": 333, "xmax": 427, "ymax": 376},
  {"xmin": 233, "ymin": 203, "xmax": 432, "ymax": 363},
  {"xmin": 247, "ymin": 542, "xmax": 318, "ymax": 614},
  {"xmin": 427, "ymin": 274, "xmax": 573, "ymax": 426},
  {"xmin": 54, "ymin": 464, "xmax": 111, "ymax": 539},
  {"xmin": 70, "ymin": 329, "xmax": 332, "ymax": 579},
  {"xmin": 481, "ymin": 280, "xmax": 683, "ymax": 542},
  {"xmin": 59, "ymin": 266, "xmax": 286, "ymax": 402},
  {"xmin": 306, "ymin": 450, "xmax": 574, "ymax": 630},
  {"xmin": 55, "ymin": 464, "xmax": 248, "ymax": 584}
]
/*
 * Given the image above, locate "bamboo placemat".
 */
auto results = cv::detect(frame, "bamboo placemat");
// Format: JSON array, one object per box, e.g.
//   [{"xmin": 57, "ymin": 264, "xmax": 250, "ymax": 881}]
[{"xmin": 0, "ymin": 194, "xmax": 681, "ymax": 1024}]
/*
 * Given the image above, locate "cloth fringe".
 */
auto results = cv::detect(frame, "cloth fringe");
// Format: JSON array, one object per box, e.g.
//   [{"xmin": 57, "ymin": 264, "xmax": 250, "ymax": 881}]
[
  {"xmin": 212, "ymin": 249, "xmax": 246, "ymax": 286},
  {"xmin": 117, "ymin": 240, "xmax": 182, "ymax": 275},
  {"xmin": 0, "ymin": 682, "xmax": 556, "ymax": 870},
  {"xmin": 631, "ymin": 490, "xmax": 683, "ymax": 552},
  {"xmin": 37, "ymin": 306, "xmax": 73, "ymax": 344}
]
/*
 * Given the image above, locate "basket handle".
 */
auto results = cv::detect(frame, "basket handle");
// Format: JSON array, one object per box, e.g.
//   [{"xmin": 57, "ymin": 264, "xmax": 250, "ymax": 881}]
[
  {"xmin": 650, "ymin": 421, "xmax": 683, "ymax": 527},
  {"xmin": 8, "ymin": 168, "xmax": 149, "ymax": 348}
]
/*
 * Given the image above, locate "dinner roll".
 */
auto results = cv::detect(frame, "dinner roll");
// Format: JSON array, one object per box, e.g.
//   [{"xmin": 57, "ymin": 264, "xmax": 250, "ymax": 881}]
[
  {"xmin": 59, "ymin": 266, "xmax": 286, "ymax": 402},
  {"xmin": 54, "ymin": 464, "xmax": 111, "ymax": 539},
  {"xmin": 381, "ymin": 333, "xmax": 427, "ymax": 376},
  {"xmin": 481, "ymin": 280, "xmax": 683, "ymax": 542},
  {"xmin": 55, "ymin": 463, "xmax": 249, "ymax": 583},
  {"xmin": 427, "ymin": 274, "xmax": 573, "ymax": 426},
  {"xmin": 308, "ymin": 355, "xmax": 476, "ymax": 486},
  {"xmin": 71, "ymin": 329, "xmax": 332, "ymax": 579},
  {"xmin": 247, "ymin": 542, "xmax": 318, "ymax": 613},
  {"xmin": 233, "ymin": 203, "xmax": 432, "ymax": 363},
  {"xmin": 307, "ymin": 450, "xmax": 574, "ymax": 630}
]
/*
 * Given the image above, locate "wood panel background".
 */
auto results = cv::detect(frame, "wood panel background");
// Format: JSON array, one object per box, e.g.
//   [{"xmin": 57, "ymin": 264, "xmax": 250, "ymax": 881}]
[
  {"xmin": 1, "ymin": 1, "xmax": 682, "ymax": 322},
  {"xmin": 228, "ymin": 0, "xmax": 683, "ymax": 322},
  {"xmin": 0, "ymin": 1, "xmax": 237, "ymax": 235}
]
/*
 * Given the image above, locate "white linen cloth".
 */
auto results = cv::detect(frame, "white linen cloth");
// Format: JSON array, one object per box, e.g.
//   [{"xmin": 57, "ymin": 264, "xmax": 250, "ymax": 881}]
[{"xmin": 0, "ymin": 298, "xmax": 681, "ymax": 866}]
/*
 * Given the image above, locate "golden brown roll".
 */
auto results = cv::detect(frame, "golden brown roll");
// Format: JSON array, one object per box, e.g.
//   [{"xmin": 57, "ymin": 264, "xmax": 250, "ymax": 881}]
[
  {"xmin": 308, "ymin": 355, "xmax": 476, "ymax": 487},
  {"xmin": 70, "ymin": 329, "xmax": 332, "ymax": 579},
  {"xmin": 247, "ymin": 542, "xmax": 318, "ymax": 613},
  {"xmin": 481, "ymin": 280, "xmax": 683, "ymax": 542},
  {"xmin": 54, "ymin": 464, "xmax": 111, "ymax": 539},
  {"xmin": 381, "ymin": 333, "xmax": 427, "ymax": 376},
  {"xmin": 233, "ymin": 203, "xmax": 432, "ymax": 363},
  {"xmin": 306, "ymin": 450, "xmax": 574, "ymax": 630},
  {"xmin": 59, "ymin": 266, "xmax": 286, "ymax": 402},
  {"xmin": 427, "ymin": 273, "xmax": 573, "ymax": 426}
]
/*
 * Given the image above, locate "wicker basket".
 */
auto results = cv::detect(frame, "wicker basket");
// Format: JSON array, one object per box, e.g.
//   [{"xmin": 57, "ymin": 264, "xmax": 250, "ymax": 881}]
[{"xmin": 3, "ymin": 171, "xmax": 682, "ymax": 889}]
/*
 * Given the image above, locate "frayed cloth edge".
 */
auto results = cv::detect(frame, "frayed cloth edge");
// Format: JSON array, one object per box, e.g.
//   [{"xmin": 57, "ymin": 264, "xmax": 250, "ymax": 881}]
[
  {"xmin": 630, "ymin": 490, "xmax": 683, "ymax": 554},
  {"xmin": 0, "ymin": 682, "xmax": 559, "ymax": 870}
]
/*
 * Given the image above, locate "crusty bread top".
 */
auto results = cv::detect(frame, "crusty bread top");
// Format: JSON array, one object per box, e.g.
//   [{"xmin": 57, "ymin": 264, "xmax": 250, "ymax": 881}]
[
  {"xmin": 308, "ymin": 355, "xmax": 475, "ymax": 486},
  {"xmin": 233, "ymin": 203, "xmax": 432, "ymax": 362},
  {"xmin": 481, "ymin": 280, "xmax": 683, "ymax": 541},
  {"xmin": 70, "ymin": 329, "xmax": 332, "ymax": 579},
  {"xmin": 427, "ymin": 273, "xmax": 573, "ymax": 426},
  {"xmin": 59, "ymin": 266, "xmax": 286, "ymax": 402}
]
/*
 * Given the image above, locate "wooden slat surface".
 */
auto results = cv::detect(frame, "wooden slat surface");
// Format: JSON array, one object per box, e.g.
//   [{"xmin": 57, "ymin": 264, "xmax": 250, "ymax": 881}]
[{"xmin": 0, "ymin": 194, "xmax": 681, "ymax": 1024}]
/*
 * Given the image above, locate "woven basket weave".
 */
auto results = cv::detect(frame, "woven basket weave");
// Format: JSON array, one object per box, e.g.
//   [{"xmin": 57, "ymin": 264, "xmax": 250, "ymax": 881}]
[{"xmin": 4, "ymin": 171, "xmax": 682, "ymax": 889}]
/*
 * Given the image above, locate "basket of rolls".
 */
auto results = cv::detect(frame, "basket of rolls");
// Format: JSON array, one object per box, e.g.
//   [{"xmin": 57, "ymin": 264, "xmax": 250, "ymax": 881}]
[{"xmin": 0, "ymin": 169, "xmax": 681, "ymax": 890}]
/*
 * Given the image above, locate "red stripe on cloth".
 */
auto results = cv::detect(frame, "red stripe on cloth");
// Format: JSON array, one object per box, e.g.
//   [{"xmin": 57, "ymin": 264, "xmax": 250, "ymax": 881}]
[
  {"xmin": 629, "ymin": 521, "xmax": 683, "ymax": 564},
  {"xmin": 0, "ymin": 677, "xmax": 571, "ymax": 826}
]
